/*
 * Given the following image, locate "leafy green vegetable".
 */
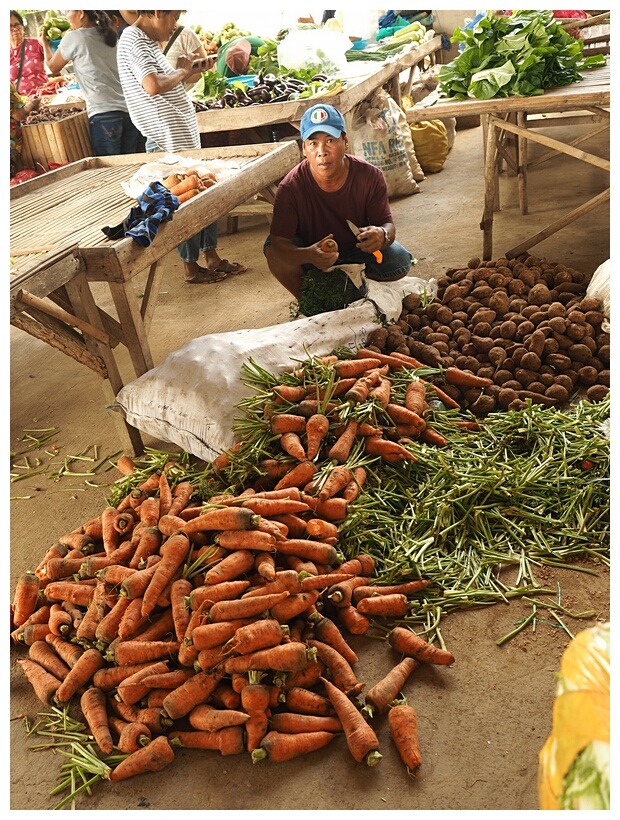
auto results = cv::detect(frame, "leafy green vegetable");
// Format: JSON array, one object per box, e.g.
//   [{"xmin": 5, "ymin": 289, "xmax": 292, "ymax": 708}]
[
  {"xmin": 190, "ymin": 71, "xmax": 229, "ymax": 101},
  {"xmin": 437, "ymin": 10, "xmax": 592, "ymax": 100},
  {"xmin": 560, "ymin": 740, "xmax": 610, "ymax": 810}
]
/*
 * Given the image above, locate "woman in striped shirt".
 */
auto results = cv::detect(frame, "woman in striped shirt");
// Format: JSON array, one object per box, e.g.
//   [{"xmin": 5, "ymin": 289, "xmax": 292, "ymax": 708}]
[{"xmin": 116, "ymin": 10, "xmax": 246, "ymax": 284}]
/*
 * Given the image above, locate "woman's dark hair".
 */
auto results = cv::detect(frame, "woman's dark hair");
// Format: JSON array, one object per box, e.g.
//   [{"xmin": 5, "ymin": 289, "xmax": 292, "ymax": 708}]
[
  {"xmin": 10, "ymin": 10, "xmax": 25, "ymax": 26},
  {"xmin": 84, "ymin": 10, "xmax": 117, "ymax": 46}
]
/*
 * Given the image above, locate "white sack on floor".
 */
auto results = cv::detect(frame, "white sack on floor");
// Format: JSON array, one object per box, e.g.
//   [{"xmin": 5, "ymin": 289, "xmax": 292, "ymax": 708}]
[{"xmin": 112, "ymin": 275, "xmax": 435, "ymax": 462}]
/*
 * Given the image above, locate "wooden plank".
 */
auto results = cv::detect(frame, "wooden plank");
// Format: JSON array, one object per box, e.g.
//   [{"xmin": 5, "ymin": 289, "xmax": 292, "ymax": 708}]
[
  {"xmin": 10, "ymin": 246, "xmax": 82, "ymax": 315},
  {"xmin": 15, "ymin": 290, "xmax": 111, "ymax": 345},
  {"xmin": 108, "ymin": 280, "xmax": 154, "ymax": 376}
]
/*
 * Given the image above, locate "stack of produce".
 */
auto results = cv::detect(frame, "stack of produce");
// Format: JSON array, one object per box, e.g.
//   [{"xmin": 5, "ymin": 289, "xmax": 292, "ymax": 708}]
[
  {"xmin": 192, "ymin": 71, "xmax": 343, "ymax": 109},
  {"xmin": 24, "ymin": 104, "xmax": 84, "ymax": 125},
  {"xmin": 161, "ymin": 168, "xmax": 218, "ymax": 204},
  {"xmin": 364, "ymin": 253, "xmax": 609, "ymax": 415},
  {"xmin": 42, "ymin": 10, "xmax": 71, "ymax": 43}
]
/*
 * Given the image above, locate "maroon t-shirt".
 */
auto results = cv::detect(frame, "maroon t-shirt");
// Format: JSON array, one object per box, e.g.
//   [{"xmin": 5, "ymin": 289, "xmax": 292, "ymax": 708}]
[{"xmin": 270, "ymin": 154, "xmax": 393, "ymax": 255}]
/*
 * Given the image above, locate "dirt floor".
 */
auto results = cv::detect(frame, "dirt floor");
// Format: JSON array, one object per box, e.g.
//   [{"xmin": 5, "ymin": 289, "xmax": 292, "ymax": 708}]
[{"xmin": 9, "ymin": 117, "xmax": 610, "ymax": 811}]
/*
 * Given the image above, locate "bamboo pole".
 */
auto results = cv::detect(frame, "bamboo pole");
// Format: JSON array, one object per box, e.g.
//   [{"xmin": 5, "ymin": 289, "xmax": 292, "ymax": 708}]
[{"xmin": 16, "ymin": 290, "xmax": 111, "ymax": 346}]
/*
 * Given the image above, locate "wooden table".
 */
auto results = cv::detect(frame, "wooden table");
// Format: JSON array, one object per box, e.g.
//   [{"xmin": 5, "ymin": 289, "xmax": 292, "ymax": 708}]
[
  {"xmin": 406, "ymin": 62, "xmax": 610, "ymax": 259},
  {"xmin": 10, "ymin": 141, "xmax": 300, "ymax": 455}
]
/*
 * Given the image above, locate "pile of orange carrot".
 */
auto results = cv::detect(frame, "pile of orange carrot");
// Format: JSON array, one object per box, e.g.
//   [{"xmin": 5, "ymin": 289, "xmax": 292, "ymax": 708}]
[
  {"xmin": 162, "ymin": 169, "xmax": 217, "ymax": 204},
  {"xmin": 10, "ymin": 449, "xmax": 455, "ymax": 786}
]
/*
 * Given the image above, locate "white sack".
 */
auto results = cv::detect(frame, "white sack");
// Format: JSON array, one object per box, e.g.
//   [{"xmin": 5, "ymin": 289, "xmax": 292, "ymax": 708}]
[
  {"xmin": 586, "ymin": 258, "xmax": 610, "ymax": 319},
  {"xmin": 113, "ymin": 275, "xmax": 435, "ymax": 462}
]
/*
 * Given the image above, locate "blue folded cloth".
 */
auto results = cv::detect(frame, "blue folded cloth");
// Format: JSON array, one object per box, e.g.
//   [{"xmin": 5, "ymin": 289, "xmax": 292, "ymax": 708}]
[{"xmin": 102, "ymin": 180, "xmax": 179, "ymax": 246}]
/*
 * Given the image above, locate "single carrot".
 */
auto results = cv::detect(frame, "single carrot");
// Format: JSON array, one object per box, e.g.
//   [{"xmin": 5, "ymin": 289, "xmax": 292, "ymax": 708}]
[
  {"xmin": 111, "ymin": 640, "xmax": 180, "ymax": 667},
  {"xmin": 44, "ymin": 580, "xmax": 96, "ymax": 608},
  {"xmin": 189, "ymin": 703, "xmax": 250, "ymax": 732},
  {"xmin": 196, "ymin": 644, "xmax": 228, "ymax": 671},
  {"xmin": 224, "ymin": 642, "xmax": 314, "ymax": 674},
  {"xmin": 215, "ymin": 530, "xmax": 276, "ymax": 552},
  {"xmin": 363, "ymin": 657, "xmax": 420, "ymax": 717},
  {"xmin": 305, "ymin": 518, "xmax": 339, "ymax": 541},
  {"xmin": 168, "ymin": 726, "xmax": 245, "ymax": 756},
  {"xmin": 187, "ymin": 580, "xmax": 250, "ymax": 611},
  {"xmin": 355, "ymin": 347, "xmax": 407, "ymax": 370},
  {"xmin": 109, "ymin": 734, "xmax": 175, "ymax": 781},
  {"xmin": 269, "ymin": 712, "xmax": 343, "ymax": 734},
  {"xmin": 389, "ymin": 700, "xmax": 422, "ymax": 775},
  {"xmin": 258, "ymin": 458, "xmax": 290, "ymax": 481},
  {"xmin": 326, "ymin": 576, "xmax": 369, "ymax": 607},
  {"xmin": 204, "ymin": 550, "xmax": 255, "ymax": 586},
  {"xmin": 352, "ymin": 579, "xmax": 432, "ymax": 603},
  {"xmin": 364, "ymin": 436, "xmax": 417, "ymax": 462},
  {"xmin": 388, "ymin": 626, "xmax": 455, "ymax": 665},
  {"xmin": 308, "ymin": 612, "xmax": 358, "ymax": 665},
  {"xmin": 444, "ymin": 366, "xmax": 492, "ymax": 388},
  {"xmin": 35, "ymin": 543, "xmax": 69, "ymax": 579},
  {"xmin": 20, "ymin": 623, "xmax": 52, "ymax": 646},
  {"xmin": 129, "ymin": 526, "xmax": 163, "ymax": 569},
  {"xmin": 101, "ymin": 506, "xmax": 122, "ymax": 556},
  {"xmin": 284, "ymin": 686, "xmax": 335, "ymax": 717},
  {"xmin": 301, "ymin": 494, "xmax": 349, "ymax": 521},
  {"xmin": 369, "ymin": 377, "xmax": 391, "ymax": 408},
  {"xmin": 419, "ymin": 426, "xmax": 448, "ymax": 448},
  {"xmin": 303, "ymin": 413, "xmax": 329, "ymax": 460},
  {"xmin": 181, "ymin": 506, "xmax": 259, "ymax": 534},
  {"xmin": 300, "ymin": 571, "xmax": 353, "ymax": 592},
  {"xmin": 45, "ymin": 633, "xmax": 84, "ymax": 669},
  {"xmin": 279, "ymin": 431, "xmax": 306, "ymax": 461},
  {"xmin": 385, "ymin": 403, "xmax": 426, "ymax": 432},
  {"xmin": 241, "ymin": 670, "xmax": 270, "ymax": 752},
  {"xmin": 208, "ymin": 590, "xmax": 290, "ymax": 623},
  {"xmin": 54, "ymin": 648, "xmax": 105, "ymax": 704},
  {"xmin": 318, "ymin": 466, "xmax": 353, "ymax": 502},
  {"xmin": 141, "ymin": 532, "xmax": 191, "ymax": 617},
  {"xmin": 117, "ymin": 597, "xmax": 149, "ymax": 641},
  {"xmin": 116, "ymin": 455, "xmax": 136, "ymax": 475},
  {"xmin": 356, "ymin": 593, "xmax": 409, "ymax": 618},
  {"xmin": 80, "ymin": 686, "xmax": 114, "ymax": 754},
  {"xmin": 321, "ymin": 676, "xmax": 382, "ymax": 767},
  {"xmin": 138, "ymin": 496, "xmax": 160, "ymax": 528},
  {"xmin": 224, "ymin": 619, "xmax": 285, "ymax": 656},
  {"xmin": 92, "ymin": 661, "xmax": 160, "ymax": 692},
  {"xmin": 270, "ymin": 413, "xmax": 308, "ymax": 435},
  {"xmin": 75, "ymin": 580, "xmax": 109, "ymax": 647},
  {"xmin": 275, "ymin": 538, "xmax": 339, "ymax": 566},
  {"xmin": 272, "ymin": 384, "xmax": 307, "ymax": 404},
  {"xmin": 337, "ymin": 604, "xmax": 371, "ymax": 635},
  {"xmin": 405, "ymin": 380, "xmax": 427, "ymax": 415},
  {"xmin": 242, "ymin": 569, "xmax": 301, "ymax": 599},
  {"xmin": 116, "ymin": 660, "xmax": 170, "ymax": 705},
  {"xmin": 167, "ymin": 481, "xmax": 195, "ymax": 518},
  {"xmin": 269, "ymin": 589, "xmax": 321, "ymax": 623},
  {"xmin": 273, "ymin": 460, "xmax": 318, "ymax": 491},
  {"xmin": 331, "ymin": 357, "xmax": 382, "ymax": 378},
  {"xmin": 18, "ymin": 658, "xmax": 62, "ymax": 706},
  {"xmin": 388, "ymin": 351, "xmax": 425, "ymax": 370},
  {"xmin": 28, "ymin": 640, "xmax": 71, "ymax": 681},
  {"xmin": 308, "ymin": 640, "xmax": 363, "ymax": 697},
  {"xmin": 327, "ymin": 419, "xmax": 359, "ymax": 464},
  {"xmin": 254, "ymin": 552, "xmax": 276, "ymax": 582},
  {"xmin": 58, "ymin": 532, "xmax": 96, "ymax": 552},
  {"xmin": 115, "ymin": 720, "xmax": 153, "ymax": 753},
  {"xmin": 170, "ymin": 578, "xmax": 193, "ymax": 642},
  {"xmin": 40, "ymin": 555, "xmax": 87, "ymax": 582},
  {"xmin": 157, "ymin": 470, "xmax": 173, "ymax": 518},
  {"xmin": 94, "ymin": 595, "xmax": 133, "ymax": 648},
  {"xmin": 12, "ymin": 572, "xmax": 42, "ymax": 627},
  {"xmin": 162, "ymin": 665, "xmax": 225, "ymax": 720},
  {"xmin": 251, "ymin": 729, "xmax": 335, "ymax": 763},
  {"xmin": 140, "ymin": 668, "xmax": 196, "ymax": 690}
]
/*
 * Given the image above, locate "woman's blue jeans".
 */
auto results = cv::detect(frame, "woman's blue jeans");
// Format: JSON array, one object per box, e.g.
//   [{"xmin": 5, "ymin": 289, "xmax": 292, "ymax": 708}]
[
  {"xmin": 145, "ymin": 138, "xmax": 217, "ymax": 263},
  {"xmin": 89, "ymin": 110, "xmax": 141, "ymax": 156}
]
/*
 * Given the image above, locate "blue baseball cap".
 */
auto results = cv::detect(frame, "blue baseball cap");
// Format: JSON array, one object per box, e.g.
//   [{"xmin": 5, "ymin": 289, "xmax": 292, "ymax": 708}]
[{"xmin": 300, "ymin": 104, "xmax": 346, "ymax": 141}]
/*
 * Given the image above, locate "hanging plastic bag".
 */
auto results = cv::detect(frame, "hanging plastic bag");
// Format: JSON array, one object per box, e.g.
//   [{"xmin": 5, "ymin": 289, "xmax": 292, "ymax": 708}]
[{"xmin": 277, "ymin": 28, "xmax": 351, "ymax": 74}]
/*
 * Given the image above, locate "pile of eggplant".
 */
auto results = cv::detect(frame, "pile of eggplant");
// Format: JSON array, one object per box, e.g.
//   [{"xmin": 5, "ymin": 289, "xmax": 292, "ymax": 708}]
[{"xmin": 193, "ymin": 72, "xmax": 339, "ymax": 110}]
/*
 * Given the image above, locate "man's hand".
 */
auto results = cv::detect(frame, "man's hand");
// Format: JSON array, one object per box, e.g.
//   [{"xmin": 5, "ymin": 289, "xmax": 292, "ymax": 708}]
[
  {"xmin": 354, "ymin": 225, "xmax": 385, "ymax": 254},
  {"xmin": 310, "ymin": 235, "xmax": 339, "ymax": 271}
]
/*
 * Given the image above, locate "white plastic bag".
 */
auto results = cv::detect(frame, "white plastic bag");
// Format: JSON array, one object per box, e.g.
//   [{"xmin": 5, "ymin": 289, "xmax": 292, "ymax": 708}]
[
  {"xmin": 277, "ymin": 28, "xmax": 351, "ymax": 75},
  {"xmin": 586, "ymin": 258, "xmax": 610, "ymax": 319},
  {"xmin": 113, "ymin": 275, "xmax": 434, "ymax": 462}
]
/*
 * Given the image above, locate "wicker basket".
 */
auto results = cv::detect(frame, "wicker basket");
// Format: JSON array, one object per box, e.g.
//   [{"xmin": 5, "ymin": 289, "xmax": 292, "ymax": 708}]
[{"xmin": 21, "ymin": 108, "xmax": 92, "ymax": 172}]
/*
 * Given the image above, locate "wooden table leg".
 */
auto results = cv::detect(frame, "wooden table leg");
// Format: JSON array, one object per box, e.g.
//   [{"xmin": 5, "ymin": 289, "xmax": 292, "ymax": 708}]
[
  {"xmin": 64, "ymin": 272, "xmax": 144, "ymax": 456},
  {"xmin": 517, "ymin": 111, "xmax": 528, "ymax": 215},
  {"xmin": 481, "ymin": 117, "xmax": 499, "ymax": 260},
  {"xmin": 108, "ymin": 279, "xmax": 154, "ymax": 377},
  {"xmin": 140, "ymin": 260, "xmax": 165, "ymax": 335}
]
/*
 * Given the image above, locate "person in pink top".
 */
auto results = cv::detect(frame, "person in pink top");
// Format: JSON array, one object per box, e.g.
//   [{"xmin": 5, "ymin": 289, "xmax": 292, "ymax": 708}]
[{"xmin": 9, "ymin": 10, "xmax": 48, "ymax": 95}]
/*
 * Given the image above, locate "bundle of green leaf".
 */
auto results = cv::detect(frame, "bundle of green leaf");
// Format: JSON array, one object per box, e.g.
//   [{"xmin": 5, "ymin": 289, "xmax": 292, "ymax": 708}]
[
  {"xmin": 293, "ymin": 268, "xmax": 367, "ymax": 318},
  {"xmin": 437, "ymin": 10, "xmax": 605, "ymax": 100}
]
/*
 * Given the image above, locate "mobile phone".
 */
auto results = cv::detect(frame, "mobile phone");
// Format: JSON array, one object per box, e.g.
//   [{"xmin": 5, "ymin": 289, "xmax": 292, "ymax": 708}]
[{"xmin": 192, "ymin": 59, "xmax": 208, "ymax": 71}]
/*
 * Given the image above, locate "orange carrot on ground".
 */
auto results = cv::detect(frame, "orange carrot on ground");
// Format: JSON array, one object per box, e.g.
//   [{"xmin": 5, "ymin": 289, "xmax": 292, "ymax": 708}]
[
  {"xmin": 12, "ymin": 572, "xmax": 42, "ymax": 627},
  {"xmin": 223, "ymin": 619, "xmax": 285, "ymax": 656},
  {"xmin": 356, "ymin": 593, "xmax": 409, "ymax": 618},
  {"xmin": 101, "ymin": 506, "xmax": 122, "ymax": 556},
  {"xmin": 111, "ymin": 640, "xmax": 180, "ymax": 667},
  {"xmin": 215, "ymin": 529, "xmax": 276, "ymax": 552},
  {"xmin": 321, "ymin": 676, "xmax": 382, "ymax": 767},
  {"xmin": 419, "ymin": 426, "xmax": 448, "ymax": 447},
  {"xmin": 269, "ymin": 589, "xmax": 321, "ymax": 623},
  {"xmin": 116, "ymin": 455, "xmax": 137, "ymax": 475},
  {"xmin": 170, "ymin": 578, "xmax": 193, "ymax": 642},
  {"xmin": 28, "ymin": 640, "xmax": 71, "ymax": 681},
  {"xmin": 80, "ymin": 686, "xmax": 114, "ymax": 754},
  {"xmin": 284, "ymin": 555, "xmax": 318, "ymax": 576},
  {"xmin": 57, "ymin": 532, "xmax": 96, "ymax": 551},
  {"xmin": 327, "ymin": 576, "xmax": 370, "ymax": 607},
  {"xmin": 270, "ymin": 413, "xmax": 308, "ymax": 435},
  {"xmin": 35, "ymin": 543, "xmax": 69, "ymax": 579},
  {"xmin": 444, "ymin": 366, "xmax": 492, "ymax": 388},
  {"xmin": 109, "ymin": 734, "xmax": 175, "ymax": 781},
  {"xmin": 405, "ymin": 379, "xmax": 427, "ymax": 415},
  {"xmin": 181, "ymin": 506, "xmax": 259, "ymax": 534},
  {"xmin": 275, "ymin": 538, "xmax": 339, "ymax": 566},
  {"xmin": 94, "ymin": 595, "xmax": 133, "ymax": 648},
  {"xmin": 331, "ymin": 357, "xmax": 382, "ymax": 378},
  {"xmin": 300, "ymin": 494, "xmax": 349, "ymax": 521},
  {"xmin": 254, "ymin": 552, "xmax": 276, "ymax": 582},
  {"xmin": 318, "ymin": 465, "xmax": 353, "ymax": 502},
  {"xmin": 11, "ymin": 606, "xmax": 51, "ymax": 644},
  {"xmin": 75, "ymin": 580, "xmax": 109, "ymax": 647},
  {"xmin": 241, "ymin": 670, "xmax": 270, "ymax": 752},
  {"xmin": 337, "ymin": 604, "xmax": 371, "ymax": 636},
  {"xmin": 92, "ymin": 662, "xmax": 162, "ymax": 692},
  {"xmin": 138, "ymin": 496, "xmax": 160, "ymax": 528},
  {"xmin": 388, "ymin": 626, "xmax": 455, "ymax": 665},
  {"xmin": 169, "ymin": 174, "xmax": 200, "ymax": 197},
  {"xmin": 187, "ymin": 619, "xmax": 255, "ymax": 652},
  {"xmin": 20, "ymin": 623, "xmax": 52, "ymax": 646},
  {"xmin": 95, "ymin": 564, "xmax": 138, "ymax": 587},
  {"xmin": 141, "ymin": 532, "xmax": 191, "ymax": 617},
  {"xmin": 114, "ymin": 720, "xmax": 153, "ymax": 753},
  {"xmin": 208, "ymin": 590, "xmax": 290, "ymax": 623},
  {"xmin": 140, "ymin": 668, "xmax": 196, "ymax": 690},
  {"xmin": 167, "ymin": 481, "xmax": 195, "ymax": 518},
  {"xmin": 344, "ymin": 366, "xmax": 388, "ymax": 404},
  {"xmin": 363, "ymin": 657, "xmax": 420, "ymax": 717},
  {"xmin": 18, "ymin": 658, "xmax": 62, "ymax": 706},
  {"xmin": 187, "ymin": 580, "xmax": 250, "ymax": 611},
  {"xmin": 278, "ymin": 431, "xmax": 306, "ymax": 461},
  {"xmin": 388, "ymin": 350, "xmax": 426, "ymax": 370},
  {"xmin": 308, "ymin": 640, "xmax": 363, "ymax": 697},
  {"xmin": 284, "ymin": 686, "xmax": 335, "ymax": 717},
  {"xmin": 269, "ymin": 712, "xmax": 343, "ymax": 734},
  {"xmin": 129, "ymin": 608, "xmax": 176, "ymax": 644},
  {"xmin": 196, "ymin": 643, "xmax": 228, "ymax": 671},
  {"xmin": 162, "ymin": 665, "xmax": 225, "ymax": 720},
  {"xmin": 327, "ymin": 419, "xmax": 359, "ymax": 463},
  {"xmin": 129, "ymin": 526, "xmax": 163, "ymax": 568},
  {"xmin": 258, "ymin": 458, "xmax": 290, "ymax": 481},
  {"xmin": 305, "ymin": 413, "xmax": 331, "ymax": 460},
  {"xmin": 109, "ymin": 700, "xmax": 172, "ymax": 735},
  {"xmin": 44, "ymin": 580, "xmax": 96, "ymax": 608},
  {"xmin": 251, "ymin": 730, "xmax": 335, "ymax": 763},
  {"xmin": 168, "ymin": 726, "xmax": 245, "ymax": 756},
  {"xmin": 300, "ymin": 571, "xmax": 353, "ymax": 592},
  {"xmin": 117, "ymin": 597, "xmax": 149, "ymax": 641},
  {"xmin": 272, "ymin": 384, "xmax": 307, "ymax": 404},
  {"xmin": 241, "ymin": 569, "xmax": 301, "ymax": 599},
  {"xmin": 364, "ymin": 436, "xmax": 417, "ymax": 462},
  {"xmin": 116, "ymin": 661, "xmax": 169, "ymax": 705},
  {"xmin": 223, "ymin": 642, "xmax": 314, "ymax": 674},
  {"xmin": 54, "ymin": 647, "xmax": 105, "ymax": 704},
  {"xmin": 355, "ymin": 347, "xmax": 408, "ymax": 370},
  {"xmin": 204, "ymin": 549, "xmax": 255, "ymax": 586},
  {"xmin": 45, "ymin": 633, "xmax": 84, "ymax": 669},
  {"xmin": 189, "ymin": 703, "xmax": 250, "ymax": 732},
  {"xmin": 369, "ymin": 377, "xmax": 391, "ymax": 408},
  {"xmin": 352, "ymin": 579, "xmax": 432, "ymax": 603},
  {"xmin": 158, "ymin": 470, "xmax": 173, "ymax": 518},
  {"xmin": 305, "ymin": 518, "xmax": 339, "ymax": 541},
  {"xmin": 385, "ymin": 403, "xmax": 426, "ymax": 432},
  {"xmin": 273, "ymin": 460, "xmax": 318, "ymax": 492},
  {"xmin": 308, "ymin": 612, "xmax": 358, "ymax": 665},
  {"xmin": 388, "ymin": 700, "xmax": 422, "ymax": 775}
]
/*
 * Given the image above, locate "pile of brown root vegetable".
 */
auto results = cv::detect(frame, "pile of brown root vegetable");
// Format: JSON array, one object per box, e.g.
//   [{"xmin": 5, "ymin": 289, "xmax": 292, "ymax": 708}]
[{"xmin": 366, "ymin": 253, "xmax": 609, "ymax": 415}]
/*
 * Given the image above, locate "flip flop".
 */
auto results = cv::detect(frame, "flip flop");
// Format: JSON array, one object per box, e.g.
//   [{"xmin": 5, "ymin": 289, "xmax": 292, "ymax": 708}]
[
  {"xmin": 184, "ymin": 266, "xmax": 229, "ymax": 285},
  {"xmin": 212, "ymin": 259, "xmax": 248, "ymax": 275}
]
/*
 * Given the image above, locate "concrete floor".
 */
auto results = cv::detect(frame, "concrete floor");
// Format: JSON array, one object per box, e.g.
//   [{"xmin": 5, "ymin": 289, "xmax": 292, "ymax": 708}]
[{"xmin": 9, "ymin": 117, "xmax": 610, "ymax": 811}]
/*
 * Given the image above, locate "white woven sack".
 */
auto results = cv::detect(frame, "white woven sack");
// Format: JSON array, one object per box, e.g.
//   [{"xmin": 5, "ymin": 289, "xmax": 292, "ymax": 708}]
[
  {"xmin": 113, "ymin": 275, "xmax": 435, "ymax": 462},
  {"xmin": 586, "ymin": 258, "xmax": 610, "ymax": 319}
]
